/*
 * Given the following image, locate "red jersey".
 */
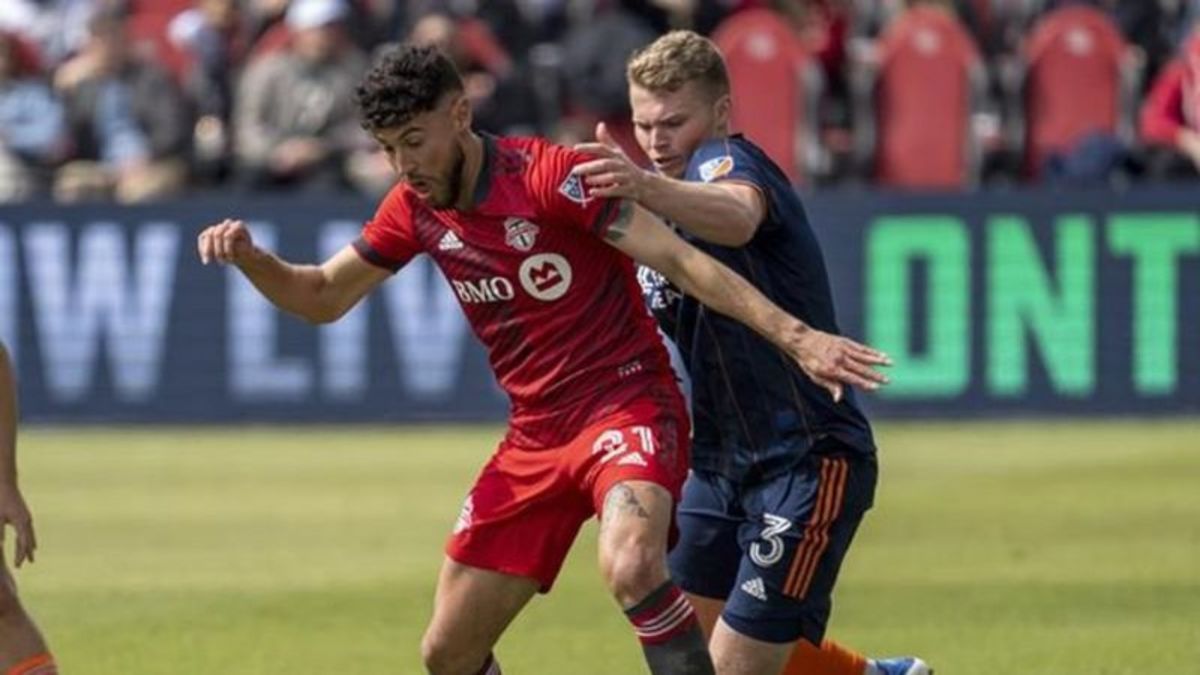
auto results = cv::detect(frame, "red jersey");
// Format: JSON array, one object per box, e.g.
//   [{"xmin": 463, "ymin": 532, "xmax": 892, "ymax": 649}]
[{"xmin": 355, "ymin": 135, "xmax": 677, "ymax": 446}]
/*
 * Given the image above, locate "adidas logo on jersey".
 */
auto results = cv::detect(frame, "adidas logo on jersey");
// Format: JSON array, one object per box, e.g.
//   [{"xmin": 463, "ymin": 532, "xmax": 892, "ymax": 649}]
[
  {"xmin": 741, "ymin": 577, "xmax": 767, "ymax": 602},
  {"xmin": 453, "ymin": 495, "xmax": 474, "ymax": 535},
  {"xmin": 616, "ymin": 452, "xmax": 648, "ymax": 467},
  {"xmin": 438, "ymin": 230, "xmax": 464, "ymax": 251}
]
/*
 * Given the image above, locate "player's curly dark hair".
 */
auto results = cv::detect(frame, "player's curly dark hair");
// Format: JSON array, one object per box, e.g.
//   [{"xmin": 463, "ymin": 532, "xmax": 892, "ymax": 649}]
[{"xmin": 355, "ymin": 45, "xmax": 464, "ymax": 132}]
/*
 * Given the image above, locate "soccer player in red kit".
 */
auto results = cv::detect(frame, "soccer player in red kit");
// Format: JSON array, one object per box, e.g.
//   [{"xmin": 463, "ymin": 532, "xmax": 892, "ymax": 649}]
[{"xmin": 197, "ymin": 45, "xmax": 889, "ymax": 675}]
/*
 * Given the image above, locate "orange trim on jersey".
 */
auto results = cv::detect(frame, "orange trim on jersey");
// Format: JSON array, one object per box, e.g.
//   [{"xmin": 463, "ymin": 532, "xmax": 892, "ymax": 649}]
[
  {"xmin": 783, "ymin": 458, "xmax": 848, "ymax": 599},
  {"xmin": 6, "ymin": 653, "xmax": 57, "ymax": 675}
]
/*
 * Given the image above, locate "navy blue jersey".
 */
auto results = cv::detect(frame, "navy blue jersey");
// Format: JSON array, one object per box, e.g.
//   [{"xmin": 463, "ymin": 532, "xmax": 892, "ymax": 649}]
[{"xmin": 639, "ymin": 135, "xmax": 875, "ymax": 482}]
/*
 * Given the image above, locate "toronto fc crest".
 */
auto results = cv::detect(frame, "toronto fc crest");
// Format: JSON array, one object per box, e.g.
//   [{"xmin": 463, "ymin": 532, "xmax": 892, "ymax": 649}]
[{"xmin": 504, "ymin": 218, "xmax": 539, "ymax": 252}]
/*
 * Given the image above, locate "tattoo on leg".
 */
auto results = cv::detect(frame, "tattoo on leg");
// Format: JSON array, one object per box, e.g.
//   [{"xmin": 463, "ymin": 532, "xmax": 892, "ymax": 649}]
[{"xmin": 603, "ymin": 484, "xmax": 650, "ymax": 528}]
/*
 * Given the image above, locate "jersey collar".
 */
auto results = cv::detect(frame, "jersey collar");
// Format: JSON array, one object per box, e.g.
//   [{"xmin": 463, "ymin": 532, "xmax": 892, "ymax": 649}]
[{"xmin": 467, "ymin": 132, "xmax": 496, "ymax": 211}]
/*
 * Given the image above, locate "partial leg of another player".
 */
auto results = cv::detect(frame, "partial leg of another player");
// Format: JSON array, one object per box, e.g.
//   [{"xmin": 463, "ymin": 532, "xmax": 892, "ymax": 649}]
[
  {"xmin": 686, "ymin": 588, "xmax": 874, "ymax": 675},
  {"xmin": 0, "ymin": 562, "xmax": 56, "ymax": 675},
  {"xmin": 783, "ymin": 640, "xmax": 933, "ymax": 675},
  {"xmin": 673, "ymin": 455, "xmax": 929, "ymax": 675},
  {"xmin": 597, "ymin": 480, "xmax": 715, "ymax": 675},
  {"xmin": 709, "ymin": 623, "xmax": 934, "ymax": 675},
  {"xmin": 421, "ymin": 558, "xmax": 538, "ymax": 675},
  {"xmin": 707, "ymin": 451, "xmax": 871, "ymax": 675}
]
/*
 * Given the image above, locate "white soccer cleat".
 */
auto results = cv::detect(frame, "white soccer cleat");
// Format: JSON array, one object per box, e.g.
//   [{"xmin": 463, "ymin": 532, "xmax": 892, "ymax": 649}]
[{"xmin": 871, "ymin": 656, "xmax": 933, "ymax": 675}]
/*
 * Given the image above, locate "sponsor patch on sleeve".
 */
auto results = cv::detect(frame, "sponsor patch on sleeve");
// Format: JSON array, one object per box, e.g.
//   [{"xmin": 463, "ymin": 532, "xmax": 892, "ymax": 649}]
[{"xmin": 698, "ymin": 155, "xmax": 735, "ymax": 182}]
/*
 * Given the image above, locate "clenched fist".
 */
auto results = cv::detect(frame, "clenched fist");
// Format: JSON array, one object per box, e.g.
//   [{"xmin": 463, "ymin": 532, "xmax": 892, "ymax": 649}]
[{"xmin": 198, "ymin": 218, "xmax": 257, "ymax": 265}]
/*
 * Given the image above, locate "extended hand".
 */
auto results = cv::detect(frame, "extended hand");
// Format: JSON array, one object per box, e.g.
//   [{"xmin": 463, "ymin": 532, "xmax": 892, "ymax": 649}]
[
  {"xmin": 0, "ymin": 483, "xmax": 36, "ymax": 568},
  {"xmin": 572, "ymin": 122, "xmax": 649, "ymax": 200},
  {"xmin": 789, "ymin": 329, "xmax": 892, "ymax": 403},
  {"xmin": 197, "ymin": 218, "xmax": 257, "ymax": 265}
]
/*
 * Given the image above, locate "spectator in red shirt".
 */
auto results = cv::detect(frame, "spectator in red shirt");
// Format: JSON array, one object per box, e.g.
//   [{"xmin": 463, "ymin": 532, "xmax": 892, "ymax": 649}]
[{"xmin": 1139, "ymin": 29, "xmax": 1200, "ymax": 179}]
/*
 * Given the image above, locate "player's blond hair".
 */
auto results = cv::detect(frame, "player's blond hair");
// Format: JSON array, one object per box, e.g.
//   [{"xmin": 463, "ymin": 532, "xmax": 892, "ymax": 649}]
[{"xmin": 627, "ymin": 30, "xmax": 730, "ymax": 99}]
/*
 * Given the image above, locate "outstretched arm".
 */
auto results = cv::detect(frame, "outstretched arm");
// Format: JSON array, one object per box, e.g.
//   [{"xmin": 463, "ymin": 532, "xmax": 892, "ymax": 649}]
[
  {"xmin": 605, "ymin": 202, "xmax": 890, "ymax": 401},
  {"xmin": 574, "ymin": 123, "xmax": 764, "ymax": 246},
  {"xmin": 0, "ymin": 343, "xmax": 36, "ymax": 567},
  {"xmin": 198, "ymin": 218, "xmax": 392, "ymax": 324}
]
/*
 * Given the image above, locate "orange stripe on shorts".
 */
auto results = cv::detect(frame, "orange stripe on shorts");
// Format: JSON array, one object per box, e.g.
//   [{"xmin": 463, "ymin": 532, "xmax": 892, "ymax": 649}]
[{"xmin": 783, "ymin": 458, "xmax": 848, "ymax": 599}]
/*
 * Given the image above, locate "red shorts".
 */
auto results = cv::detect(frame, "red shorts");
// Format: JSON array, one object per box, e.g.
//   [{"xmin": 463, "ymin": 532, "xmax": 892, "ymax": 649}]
[{"xmin": 445, "ymin": 392, "xmax": 690, "ymax": 592}]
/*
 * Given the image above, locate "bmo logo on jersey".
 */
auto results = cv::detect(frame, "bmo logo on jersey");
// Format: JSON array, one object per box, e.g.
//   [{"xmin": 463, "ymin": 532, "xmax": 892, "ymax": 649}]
[
  {"xmin": 449, "ymin": 253, "xmax": 573, "ymax": 305},
  {"xmin": 518, "ymin": 253, "xmax": 573, "ymax": 301},
  {"xmin": 450, "ymin": 277, "xmax": 516, "ymax": 304}
]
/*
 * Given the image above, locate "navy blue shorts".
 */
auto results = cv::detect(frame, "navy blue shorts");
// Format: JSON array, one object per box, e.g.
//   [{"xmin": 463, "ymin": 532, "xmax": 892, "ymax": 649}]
[{"xmin": 668, "ymin": 445, "xmax": 877, "ymax": 644}]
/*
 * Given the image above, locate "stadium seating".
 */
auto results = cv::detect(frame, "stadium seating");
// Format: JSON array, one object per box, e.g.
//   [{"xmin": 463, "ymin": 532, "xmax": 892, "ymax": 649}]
[
  {"xmin": 855, "ymin": 6, "xmax": 985, "ymax": 189},
  {"xmin": 712, "ymin": 9, "xmax": 825, "ymax": 185},
  {"xmin": 1013, "ymin": 4, "xmax": 1141, "ymax": 178}
]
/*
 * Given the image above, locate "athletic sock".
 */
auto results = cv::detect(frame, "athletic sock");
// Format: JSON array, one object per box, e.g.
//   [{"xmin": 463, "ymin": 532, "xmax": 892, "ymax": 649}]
[
  {"xmin": 5, "ymin": 653, "xmax": 57, "ymax": 675},
  {"xmin": 473, "ymin": 653, "xmax": 501, "ymax": 675},
  {"xmin": 781, "ymin": 638, "xmax": 870, "ymax": 675},
  {"xmin": 624, "ymin": 581, "xmax": 715, "ymax": 674}
]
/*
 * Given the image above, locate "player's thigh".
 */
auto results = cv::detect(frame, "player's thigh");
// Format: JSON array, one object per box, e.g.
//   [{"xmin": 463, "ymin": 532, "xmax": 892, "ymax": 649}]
[
  {"xmin": 424, "ymin": 558, "xmax": 539, "ymax": 658},
  {"xmin": 722, "ymin": 452, "xmax": 877, "ymax": 645},
  {"xmin": 709, "ymin": 618, "xmax": 793, "ymax": 675},
  {"xmin": 582, "ymin": 394, "xmax": 691, "ymax": 591},
  {"xmin": 596, "ymin": 479, "xmax": 675, "ymax": 591},
  {"xmin": 581, "ymin": 390, "xmax": 691, "ymax": 518},
  {"xmin": 668, "ymin": 471, "xmax": 743, "ymax": 612}
]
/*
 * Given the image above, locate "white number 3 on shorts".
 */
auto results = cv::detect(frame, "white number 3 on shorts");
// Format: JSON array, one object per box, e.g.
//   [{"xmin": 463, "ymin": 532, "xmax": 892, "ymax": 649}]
[{"xmin": 750, "ymin": 513, "xmax": 793, "ymax": 567}]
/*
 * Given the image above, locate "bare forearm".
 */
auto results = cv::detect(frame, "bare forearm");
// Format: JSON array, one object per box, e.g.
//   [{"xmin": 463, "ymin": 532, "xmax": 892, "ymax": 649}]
[
  {"xmin": 235, "ymin": 249, "xmax": 339, "ymax": 323},
  {"xmin": 662, "ymin": 246, "xmax": 808, "ymax": 350},
  {"xmin": 608, "ymin": 203, "xmax": 890, "ymax": 402},
  {"xmin": 640, "ymin": 173, "xmax": 759, "ymax": 246},
  {"xmin": 0, "ymin": 344, "xmax": 18, "ymax": 484}
]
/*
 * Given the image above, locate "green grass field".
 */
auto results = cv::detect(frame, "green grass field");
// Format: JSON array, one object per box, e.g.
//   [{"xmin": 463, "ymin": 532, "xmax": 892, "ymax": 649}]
[{"xmin": 9, "ymin": 421, "xmax": 1199, "ymax": 674}]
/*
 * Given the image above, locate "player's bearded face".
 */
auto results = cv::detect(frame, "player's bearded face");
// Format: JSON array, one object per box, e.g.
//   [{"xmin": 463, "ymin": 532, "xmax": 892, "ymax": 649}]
[
  {"xmin": 375, "ymin": 94, "xmax": 470, "ymax": 208},
  {"xmin": 630, "ymin": 81, "xmax": 730, "ymax": 179}
]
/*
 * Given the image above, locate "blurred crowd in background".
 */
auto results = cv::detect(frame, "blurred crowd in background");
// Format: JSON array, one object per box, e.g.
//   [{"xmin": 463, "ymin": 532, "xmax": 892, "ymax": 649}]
[{"xmin": 1, "ymin": 0, "xmax": 1199, "ymax": 203}]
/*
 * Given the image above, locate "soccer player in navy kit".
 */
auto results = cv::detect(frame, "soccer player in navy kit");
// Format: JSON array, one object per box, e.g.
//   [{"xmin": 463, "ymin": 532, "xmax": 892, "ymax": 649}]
[
  {"xmin": 198, "ymin": 45, "xmax": 891, "ymax": 675},
  {"xmin": 573, "ymin": 31, "xmax": 930, "ymax": 675}
]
